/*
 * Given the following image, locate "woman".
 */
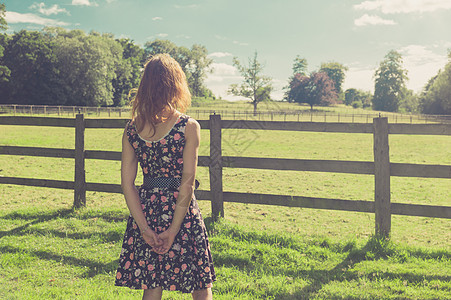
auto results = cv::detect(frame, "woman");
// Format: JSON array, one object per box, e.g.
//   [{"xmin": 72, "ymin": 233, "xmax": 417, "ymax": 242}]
[{"xmin": 115, "ymin": 54, "xmax": 215, "ymax": 300}]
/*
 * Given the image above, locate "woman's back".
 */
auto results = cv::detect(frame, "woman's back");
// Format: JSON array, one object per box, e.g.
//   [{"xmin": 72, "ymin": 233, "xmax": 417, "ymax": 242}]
[{"xmin": 126, "ymin": 112, "xmax": 188, "ymax": 178}]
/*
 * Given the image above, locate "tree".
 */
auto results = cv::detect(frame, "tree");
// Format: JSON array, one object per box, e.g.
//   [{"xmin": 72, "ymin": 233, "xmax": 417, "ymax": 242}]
[
  {"xmin": 292, "ymin": 55, "xmax": 308, "ymax": 76},
  {"xmin": 0, "ymin": 3, "xmax": 6, "ymax": 31},
  {"xmin": 0, "ymin": 30, "xmax": 62, "ymax": 105},
  {"xmin": 50, "ymin": 28, "xmax": 123, "ymax": 106},
  {"xmin": 113, "ymin": 38, "xmax": 146, "ymax": 106},
  {"xmin": 287, "ymin": 72, "xmax": 338, "ymax": 110},
  {"xmin": 186, "ymin": 44, "xmax": 212, "ymax": 97},
  {"xmin": 373, "ymin": 50, "xmax": 408, "ymax": 112},
  {"xmin": 0, "ymin": 3, "xmax": 10, "ymax": 83},
  {"xmin": 228, "ymin": 51, "xmax": 272, "ymax": 115},
  {"xmin": 319, "ymin": 61, "xmax": 348, "ymax": 94},
  {"xmin": 345, "ymin": 88, "xmax": 372, "ymax": 108}
]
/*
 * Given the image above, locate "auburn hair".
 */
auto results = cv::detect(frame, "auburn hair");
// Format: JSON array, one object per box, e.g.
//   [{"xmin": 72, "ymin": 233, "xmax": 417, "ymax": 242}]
[{"xmin": 131, "ymin": 53, "xmax": 191, "ymax": 134}]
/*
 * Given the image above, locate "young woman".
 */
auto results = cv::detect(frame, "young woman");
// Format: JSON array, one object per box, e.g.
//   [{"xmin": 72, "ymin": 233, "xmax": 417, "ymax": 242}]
[{"xmin": 115, "ymin": 54, "xmax": 215, "ymax": 300}]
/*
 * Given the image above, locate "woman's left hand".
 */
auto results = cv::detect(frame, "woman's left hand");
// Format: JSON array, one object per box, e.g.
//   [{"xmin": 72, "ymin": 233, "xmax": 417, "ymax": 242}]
[{"xmin": 153, "ymin": 227, "xmax": 178, "ymax": 254}]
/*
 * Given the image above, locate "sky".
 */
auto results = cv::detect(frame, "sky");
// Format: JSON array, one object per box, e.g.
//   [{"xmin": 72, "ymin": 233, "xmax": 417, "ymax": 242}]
[{"xmin": 3, "ymin": 0, "xmax": 451, "ymax": 100}]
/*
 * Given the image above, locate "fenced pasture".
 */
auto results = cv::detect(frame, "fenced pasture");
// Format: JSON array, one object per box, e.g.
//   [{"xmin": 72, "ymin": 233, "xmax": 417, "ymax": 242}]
[
  {"xmin": 1, "ymin": 103, "xmax": 450, "ymax": 124},
  {"xmin": 1, "ymin": 114, "xmax": 450, "ymax": 299},
  {"xmin": 1, "ymin": 114, "xmax": 450, "ymax": 235}
]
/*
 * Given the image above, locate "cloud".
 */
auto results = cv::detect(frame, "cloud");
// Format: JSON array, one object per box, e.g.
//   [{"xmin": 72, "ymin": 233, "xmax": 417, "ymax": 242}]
[
  {"xmin": 343, "ymin": 65, "xmax": 376, "ymax": 92},
  {"xmin": 152, "ymin": 17, "xmax": 162, "ymax": 21},
  {"xmin": 208, "ymin": 52, "xmax": 232, "ymax": 58},
  {"xmin": 354, "ymin": 14, "xmax": 396, "ymax": 26},
  {"xmin": 157, "ymin": 33, "xmax": 168, "ymax": 38},
  {"xmin": 72, "ymin": 0, "xmax": 98, "ymax": 6},
  {"xmin": 5, "ymin": 11, "xmax": 69, "ymax": 26},
  {"xmin": 398, "ymin": 45, "xmax": 448, "ymax": 91},
  {"xmin": 176, "ymin": 34, "xmax": 191, "ymax": 39},
  {"xmin": 354, "ymin": 0, "xmax": 451, "ymax": 14},
  {"xmin": 210, "ymin": 63, "xmax": 237, "ymax": 77},
  {"xmin": 29, "ymin": 3, "xmax": 69, "ymax": 16},
  {"xmin": 233, "ymin": 40, "xmax": 249, "ymax": 46}
]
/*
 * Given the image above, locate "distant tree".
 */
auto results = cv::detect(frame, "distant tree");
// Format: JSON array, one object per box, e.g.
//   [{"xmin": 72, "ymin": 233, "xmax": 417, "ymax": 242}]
[
  {"xmin": 399, "ymin": 89, "xmax": 419, "ymax": 113},
  {"xmin": 228, "ymin": 51, "xmax": 272, "ymax": 115},
  {"xmin": 186, "ymin": 44, "xmax": 213, "ymax": 97},
  {"xmin": 418, "ymin": 50, "xmax": 451, "ymax": 114},
  {"xmin": 292, "ymin": 55, "xmax": 308, "ymax": 76},
  {"xmin": 113, "ymin": 38, "xmax": 146, "ymax": 106},
  {"xmin": 51, "ymin": 29, "xmax": 123, "ymax": 106},
  {"xmin": 0, "ymin": 3, "xmax": 10, "ymax": 83},
  {"xmin": 344, "ymin": 88, "xmax": 358, "ymax": 105},
  {"xmin": 0, "ymin": 30, "xmax": 61, "ymax": 105},
  {"xmin": 373, "ymin": 50, "xmax": 408, "ymax": 112},
  {"xmin": 0, "ymin": 3, "xmax": 6, "ymax": 31},
  {"xmin": 288, "ymin": 72, "xmax": 338, "ymax": 110},
  {"xmin": 319, "ymin": 61, "xmax": 348, "ymax": 94},
  {"xmin": 345, "ymin": 88, "xmax": 372, "ymax": 108}
]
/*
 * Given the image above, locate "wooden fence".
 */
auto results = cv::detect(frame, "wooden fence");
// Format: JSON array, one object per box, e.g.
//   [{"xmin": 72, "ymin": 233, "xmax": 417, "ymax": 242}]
[{"xmin": 1, "ymin": 114, "xmax": 450, "ymax": 237}]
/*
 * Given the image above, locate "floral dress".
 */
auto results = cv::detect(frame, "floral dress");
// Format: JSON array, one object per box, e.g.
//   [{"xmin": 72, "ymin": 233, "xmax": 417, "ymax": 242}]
[{"xmin": 115, "ymin": 114, "xmax": 216, "ymax": 293}]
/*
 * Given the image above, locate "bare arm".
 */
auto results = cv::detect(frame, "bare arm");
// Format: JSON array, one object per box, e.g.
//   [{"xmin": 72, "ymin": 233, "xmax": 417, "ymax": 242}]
[
  {"xmin": 121, "ymin": 129, "xmax": 161, "ymax": 248},
  {"xmin": 170, "ymin": 118, "xmax": 201, "ymax": 232},
  {"xmin": 155, "ymin": 118, "xmax": 200, "ymax": 253}
]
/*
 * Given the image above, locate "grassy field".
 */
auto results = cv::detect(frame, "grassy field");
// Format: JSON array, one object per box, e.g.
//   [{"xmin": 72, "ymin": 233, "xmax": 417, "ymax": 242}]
[{"xmin": 0, "ymin": 110, "xmax": 450, "ymax": 299}]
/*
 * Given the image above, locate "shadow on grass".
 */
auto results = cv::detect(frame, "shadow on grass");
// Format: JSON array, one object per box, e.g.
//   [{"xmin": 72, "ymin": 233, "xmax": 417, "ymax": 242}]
[
  {"xmin": 0, "ymin": 207, "xmax": 127, "ymax": 242},
  {"xmin": 204, "ymin": 218, "xmax": 451, "ymax": 299},
  {"xmin": 0, "ymin": 206, "xmax": 123, "ymax": 279},
  {"xmin": 0, "ymin": 244, "xmax": 118, "ymax": 278}
]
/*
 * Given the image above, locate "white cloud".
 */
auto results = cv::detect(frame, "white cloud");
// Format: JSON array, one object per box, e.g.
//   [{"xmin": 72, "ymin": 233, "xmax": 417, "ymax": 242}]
[
  {"xmin": 233, "ymin": 40, "xmax": 249, "ymax": 46},
  {"xmin": 398, "ymin": 45, "xmax": 448, "ymax": 91},
  {"xmin": 354, "ymin": 0, "xmax": 451, "ymax": 14},
  {"xmin": 152, "ymin": 17, "xmax": 162, "ymax": 21},
  {"xmin": 210, "ymin": 63, "xmax": 237, "ymax": 76},
  {"xmin": 205, "ymin": 63, "xmax": 242, "ymax": 99},
  {"xmin": 354, "ymin": 14, "xmax": 396, "ymax": 26},
  {"xmin": 343, "ymin": 66, "xmax": 375, "ymax": 92},
  {"xmin": 29, "ymin": 3, "xmax": 69, "ymax": 16},
  {"xmin": 72, "ymin": 0, "xmax": 97, "ymax": 6},
  {"xmin": 157, "ymin": 33, "xmax": 168, "ymax": 38},
  {"xmin": 176, "ymin": 34, "xmax": 191, "ymax": 39},
  {"xmin": 208, "ymin": 52, "xmax": 232, "ymax": 58},
  {"xmin": 5, "ymin": 11, "xmax": 69, "ymax": 26}
]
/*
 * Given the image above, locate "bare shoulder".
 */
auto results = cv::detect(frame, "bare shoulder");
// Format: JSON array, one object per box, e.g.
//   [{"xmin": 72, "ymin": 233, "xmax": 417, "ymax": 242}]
[
  {"xmin": 185, "ymin": 117, "xmax": 201, "ymax": 133},
  {"xmin": 185, "ymin": 117, "xmax": 200, "ymax": 143}
]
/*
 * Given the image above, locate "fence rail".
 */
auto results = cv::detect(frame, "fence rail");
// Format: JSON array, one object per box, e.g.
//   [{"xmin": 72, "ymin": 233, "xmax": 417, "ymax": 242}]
[{"xmin": 1, "ymin": 115, "xmax": 450, "ymax": 237}]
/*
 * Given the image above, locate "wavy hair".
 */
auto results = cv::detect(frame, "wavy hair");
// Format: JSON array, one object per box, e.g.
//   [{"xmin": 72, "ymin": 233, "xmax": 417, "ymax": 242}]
[{"xmin": 131, "ymin": 53, "xmax": 191, "ymax": 134}]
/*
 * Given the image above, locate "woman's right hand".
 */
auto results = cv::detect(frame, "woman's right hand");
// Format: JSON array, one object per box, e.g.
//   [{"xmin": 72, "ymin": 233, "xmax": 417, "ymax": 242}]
[{"xmin": 141, "ymin": 227, "xmax": 163, "ymax": 249}]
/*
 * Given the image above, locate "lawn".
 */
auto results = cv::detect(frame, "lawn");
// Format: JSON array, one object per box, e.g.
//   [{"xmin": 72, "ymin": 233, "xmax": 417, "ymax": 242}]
[{"xmin": 0, "ymin": 110, "xmax": 450, "ymax": 299}]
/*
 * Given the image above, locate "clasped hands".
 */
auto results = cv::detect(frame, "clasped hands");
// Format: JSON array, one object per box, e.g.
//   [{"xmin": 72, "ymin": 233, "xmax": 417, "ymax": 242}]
[{"xmin": 141, "ymin": 226, "xmax": 178, "ymax": 254}]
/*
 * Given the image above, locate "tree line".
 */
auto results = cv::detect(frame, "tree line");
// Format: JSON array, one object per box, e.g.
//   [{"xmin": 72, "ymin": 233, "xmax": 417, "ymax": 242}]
[
  {"xmin": 1, "ymin": 3, "xmax": 449, "ymax": 114},
  {"xmin": 229, "ymin": 50, "xmax": 451, "ymax": 115},
  {"xmin": 0, "ymin": 5, "xmax": 213, "ymax": 107}
]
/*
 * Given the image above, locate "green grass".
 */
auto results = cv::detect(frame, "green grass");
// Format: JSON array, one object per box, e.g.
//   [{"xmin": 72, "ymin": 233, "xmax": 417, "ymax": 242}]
[
  {"xmin": 0, "ymin": 109, "xmax": 450, "ymax": 298},
  {"xmin": 0, "ymin": 200, "xmax": 449, "ymax": 299}
]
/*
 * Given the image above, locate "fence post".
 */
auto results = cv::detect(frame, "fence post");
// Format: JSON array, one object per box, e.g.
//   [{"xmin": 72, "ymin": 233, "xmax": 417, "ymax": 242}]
[
  {"xmin": 74, "ymin": 114, "xmax": 86, "ymax": 208},
  {"xmin": 373, "ymin": 117, "xmax": 391, "ymax": 237},
  {"xmin": 209, "ymin": 114, "xmax": 224, "ymax": 220}
]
